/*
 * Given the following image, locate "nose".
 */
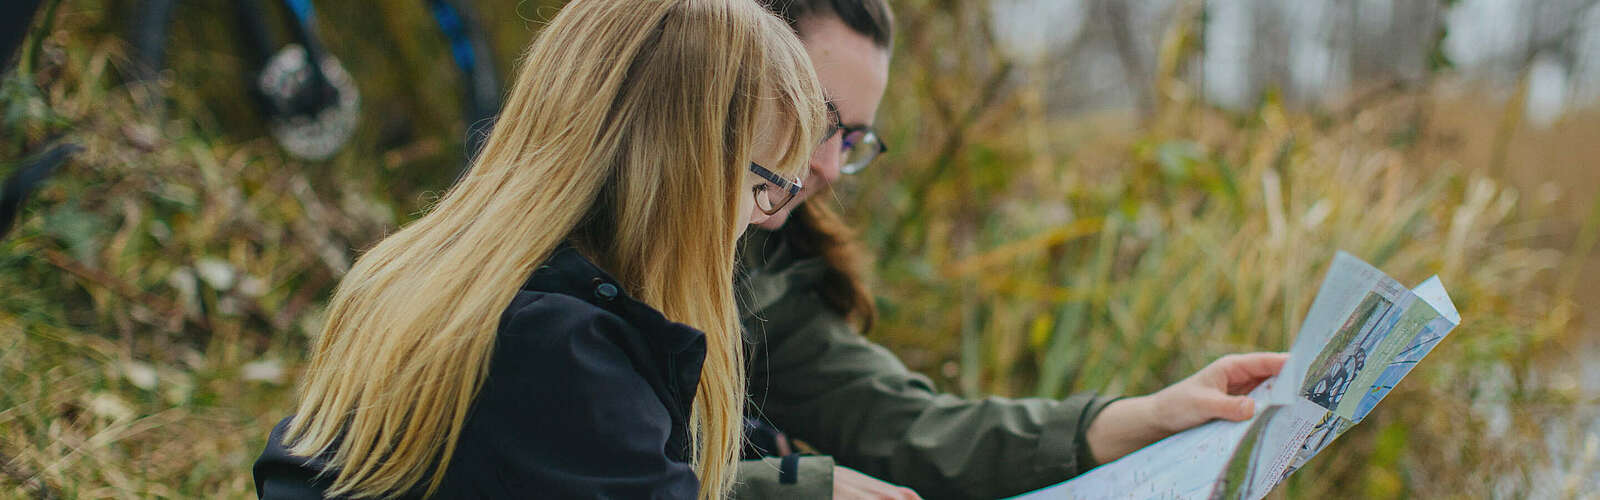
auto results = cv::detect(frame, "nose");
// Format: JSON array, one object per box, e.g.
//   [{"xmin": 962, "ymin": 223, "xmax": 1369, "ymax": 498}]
[{"xmin": 808, "ymin": 135, "xmax": 844, "ymax": 191}]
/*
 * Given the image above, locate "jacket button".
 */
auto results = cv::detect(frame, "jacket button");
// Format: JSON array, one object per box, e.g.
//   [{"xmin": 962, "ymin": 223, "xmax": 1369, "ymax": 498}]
[{"xmin": 595, "ymin": 282, "xmax": 619, "ymax": 301}]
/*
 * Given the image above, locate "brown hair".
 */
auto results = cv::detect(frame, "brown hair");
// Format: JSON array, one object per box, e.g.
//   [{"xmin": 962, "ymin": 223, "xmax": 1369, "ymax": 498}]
[
  {"xmin": 784, "ymin": 202, "xmax": 877, "ymax": 331},
  {"xmin": 759, "ymin": 0, "xmax": 895, "ymax": 48},
  {"xmin": 758, "ymin": 0, "xmax": 894, "ymax": 332}
]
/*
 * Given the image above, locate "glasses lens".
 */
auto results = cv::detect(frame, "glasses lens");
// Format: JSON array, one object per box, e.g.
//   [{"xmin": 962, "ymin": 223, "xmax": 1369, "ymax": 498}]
[
  {"xmin": 754, "ymin": 183, "xmax": 797, "ymax": 215},
  {"xmin": 749, "ymin": 162, "xmax": 801, "ymax": 215},
  {"xmin": 753, "ymin": 185, "xmax": 775, "ymax": 213},
  {"xmin": 840, "ymin": 131, "xmax": 880, "ymax": 174}
]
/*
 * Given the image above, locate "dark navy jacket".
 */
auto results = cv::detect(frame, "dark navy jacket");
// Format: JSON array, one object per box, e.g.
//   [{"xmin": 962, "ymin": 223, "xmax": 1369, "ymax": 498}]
[{"xmin": 254, "ymin": 246, "xmax": 707, "ymax": 499}]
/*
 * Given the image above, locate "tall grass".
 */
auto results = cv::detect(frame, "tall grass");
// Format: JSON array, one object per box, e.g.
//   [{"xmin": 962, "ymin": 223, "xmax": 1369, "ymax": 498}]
[
  {"xmin": 853, "ymin": 97, "xmax": 1591, "ymax": 496},
  {"xmin": 1, "ymin": 1, "xmax": 1594, "ymax": 498},
  {"xmin": 842, "ymin": 5, "xmax": 1596, "ymax": 497},
  {"xmin": 0, "ymin": 2, "xmax": 555, "ymax": 496}
]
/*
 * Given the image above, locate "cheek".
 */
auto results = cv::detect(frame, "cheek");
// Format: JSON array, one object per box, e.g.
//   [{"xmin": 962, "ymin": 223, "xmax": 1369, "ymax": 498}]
[
  {"xmin": 736, "ymin": 208, "xmax": 753, "ymax": 231},
  {"xmin": 735, "ymin": 186, "xmax": 753, "ymax": 220},
  {"xmin": 753, "ymin": 202, "xmax": 795, "ymax": 231},
  {"xmin": 735, "ymin": 182, "xmax": 767, "ymax": 230}
]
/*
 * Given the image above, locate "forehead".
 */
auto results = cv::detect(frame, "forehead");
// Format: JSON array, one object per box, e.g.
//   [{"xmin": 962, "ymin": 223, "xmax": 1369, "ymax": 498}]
[{"xmin": 795, "ymin": 15, "xmax": 890, "ymax": 124}]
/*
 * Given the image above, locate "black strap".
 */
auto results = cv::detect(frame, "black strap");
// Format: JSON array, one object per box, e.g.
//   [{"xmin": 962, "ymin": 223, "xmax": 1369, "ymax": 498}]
[{"xmin": 778, "ymin": 454, "xmax": 800, "ymax": 485}]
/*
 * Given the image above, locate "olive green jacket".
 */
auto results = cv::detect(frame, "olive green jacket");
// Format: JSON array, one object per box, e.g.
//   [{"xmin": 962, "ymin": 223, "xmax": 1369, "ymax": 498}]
[{"xmin": 731, "ymin": 229, "xmax": 1116, "ymax": 500}]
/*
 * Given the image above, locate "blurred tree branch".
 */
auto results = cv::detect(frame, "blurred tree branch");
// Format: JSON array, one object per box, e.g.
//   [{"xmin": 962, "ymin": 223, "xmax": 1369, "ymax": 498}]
[{"xmin": 881, "ymin": 1, "xmax": 1017, "ymax": 260}]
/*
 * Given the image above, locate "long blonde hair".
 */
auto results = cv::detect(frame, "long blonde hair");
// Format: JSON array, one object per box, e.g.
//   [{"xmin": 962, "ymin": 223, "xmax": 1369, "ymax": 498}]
[{"xmin": 280, "ymin": 1, "xmax": 825, "ymax": 498}]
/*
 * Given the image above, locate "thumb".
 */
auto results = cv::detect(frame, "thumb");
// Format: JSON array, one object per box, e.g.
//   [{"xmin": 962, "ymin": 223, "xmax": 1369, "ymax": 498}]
[{"xmin": 1200, "ymin": 395, "xmax": 1256, "ymax": 421}]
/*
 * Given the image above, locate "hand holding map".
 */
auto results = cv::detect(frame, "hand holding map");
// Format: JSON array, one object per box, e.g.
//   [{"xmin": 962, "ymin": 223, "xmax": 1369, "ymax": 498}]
[{"xmin": 1015, "ymin": 252, "xmax": 1461, "ymax": 500}]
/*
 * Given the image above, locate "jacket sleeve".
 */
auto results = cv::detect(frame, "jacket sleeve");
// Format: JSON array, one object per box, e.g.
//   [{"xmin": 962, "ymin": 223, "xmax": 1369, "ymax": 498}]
[
  {"xmin": 484, "ymin": 294, "xmax": 701, "ymax": 498},
  {"xmin": 733, "ymin": 456, "xmax": 834, "ymax": 499},
  {"xmin": 744, "ymin": 288, "xmax": 1117, "ymax": 499}
]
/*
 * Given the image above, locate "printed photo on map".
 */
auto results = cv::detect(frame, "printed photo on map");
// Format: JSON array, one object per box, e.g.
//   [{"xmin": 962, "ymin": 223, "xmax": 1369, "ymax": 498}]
[
  {"xmin": 1348, "ymin": 314, "xmax": 1454, "ymax": 421},
  {"xmin": 1288, "ymin": 411, "xmax": 1354, "ymax": 471},
  {"xmin": 1299, "ymin": 291, "xmax": 1400, "ymax": 412}
]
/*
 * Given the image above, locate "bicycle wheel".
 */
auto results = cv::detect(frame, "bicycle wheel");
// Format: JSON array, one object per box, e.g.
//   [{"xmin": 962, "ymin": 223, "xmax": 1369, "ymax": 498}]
[
  {"xmin": 252, "ymin": 0, "xmax": 361, "ymax": 161},
  {"xmin": 127, "ymin": 0, "xmax": 360, "ymax": 161},
  {"xmin": 257, "ymin": 43, "xmax": 360, "ymax": 161}
]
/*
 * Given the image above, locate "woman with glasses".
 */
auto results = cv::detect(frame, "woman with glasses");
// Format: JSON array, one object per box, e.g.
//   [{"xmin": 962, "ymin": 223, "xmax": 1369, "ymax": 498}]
[
  {"xmin": 252, "ymin": 0, "xmax": 826, "ymax": 498},
  {"xmin": 737, "ymin": 1, "xmax": 1288, "ymax": 498}
]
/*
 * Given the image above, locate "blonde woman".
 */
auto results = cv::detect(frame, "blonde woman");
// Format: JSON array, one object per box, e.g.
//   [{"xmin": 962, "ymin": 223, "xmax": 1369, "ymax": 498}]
[{"xmin": 252, "ymin": 0, "xmax": 828, "ymax": 498}]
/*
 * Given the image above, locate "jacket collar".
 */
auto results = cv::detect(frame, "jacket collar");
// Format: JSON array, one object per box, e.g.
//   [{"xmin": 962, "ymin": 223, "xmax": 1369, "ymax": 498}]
[
  {"xmin": 736, "ymin": 229, "xmax": 827, "ymax": 315},
  {"xmin": 522, "ymin": 244, "xmax": 705, "ymax": 356}
]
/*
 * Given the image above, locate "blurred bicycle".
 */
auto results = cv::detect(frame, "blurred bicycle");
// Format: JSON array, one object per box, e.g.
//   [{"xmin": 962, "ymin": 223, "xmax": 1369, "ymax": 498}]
[
  {"xmin": 129, "ymin": 0, "xmax": 502, "ymax": 167},
  {"xmin": 129, "ymin": 0, "xmax": 361, "ymax": 161}
]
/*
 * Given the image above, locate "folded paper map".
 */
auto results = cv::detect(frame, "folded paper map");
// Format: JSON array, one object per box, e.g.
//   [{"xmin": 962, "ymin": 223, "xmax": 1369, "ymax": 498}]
[{"xmin": 1014, "ymin": 251, "xmax": 1461, "ymax": 500}]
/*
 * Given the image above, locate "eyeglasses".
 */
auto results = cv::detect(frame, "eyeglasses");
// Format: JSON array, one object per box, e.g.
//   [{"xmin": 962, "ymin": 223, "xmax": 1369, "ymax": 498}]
[
  {"xmin": 820, "ymin": 100, "xmax": 888, "ymax": 175},
  {"xmin": 743, "ymin": 103, "xmax": 830, "ymax": 217},
  {"xmin": 822, "ymin": 101, "xmax": 844, "ymax": 146},
  {"xmin": 748, "ymin": 162, "xmax": 803, "ymax": 215},
  {"xmin": 838, "ymin": 124, "xmax": 887, "ymax": 175}
]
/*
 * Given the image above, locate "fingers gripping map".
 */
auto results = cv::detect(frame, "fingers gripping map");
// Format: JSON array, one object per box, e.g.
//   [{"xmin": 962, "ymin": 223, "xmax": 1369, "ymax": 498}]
[{"xmin": 1013, "ymin": 252, "xmax": 1461, "ymax": 500}]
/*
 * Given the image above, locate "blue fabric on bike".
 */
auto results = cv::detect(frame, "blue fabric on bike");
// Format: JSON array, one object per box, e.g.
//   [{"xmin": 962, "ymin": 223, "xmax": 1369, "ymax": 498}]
[
  {"xmin": 253, "ymin": 244, "xmax": 706, "ymax": 499},
  {"xmin": 283, "ymin": 0, "xmax": 314, "ymax": 23}
]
